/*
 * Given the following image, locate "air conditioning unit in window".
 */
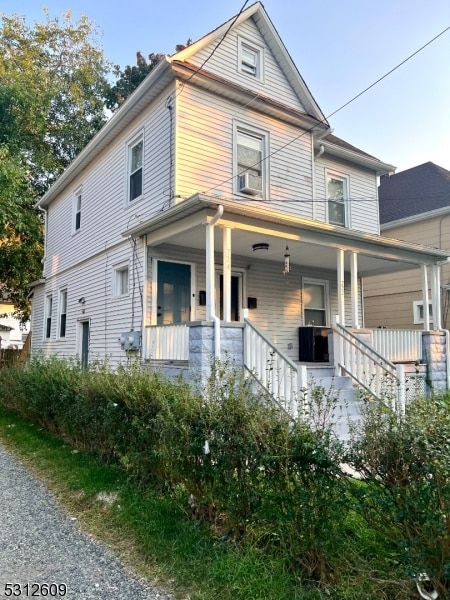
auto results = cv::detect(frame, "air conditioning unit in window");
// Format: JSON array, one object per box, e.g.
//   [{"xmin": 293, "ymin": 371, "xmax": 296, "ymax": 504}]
[{"xmin": 238, "ymin": 173, "xmax": 262, "ymax": 195}]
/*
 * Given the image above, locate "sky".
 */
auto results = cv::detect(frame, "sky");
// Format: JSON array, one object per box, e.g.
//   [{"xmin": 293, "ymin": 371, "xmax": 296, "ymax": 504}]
[{"xmin": 1, "ymin": 0, "xmax": 449, "ymax": 173}]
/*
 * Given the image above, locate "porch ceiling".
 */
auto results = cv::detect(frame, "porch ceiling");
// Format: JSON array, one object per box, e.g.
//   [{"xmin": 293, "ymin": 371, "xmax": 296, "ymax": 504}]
[{"xmin": 124, "ymin": 194, "xmax": 450, "ymax": 277}]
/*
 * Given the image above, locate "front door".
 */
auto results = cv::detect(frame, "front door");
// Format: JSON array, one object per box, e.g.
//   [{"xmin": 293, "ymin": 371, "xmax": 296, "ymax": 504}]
[
  {"xmin": 219, "ymin": 274, "xmax": 240, "ymax": 321},
  {"xmin": 157, "ymin": 261, "xmax": 191, "ymax": 325},
  {"xmin": 80, "ymin": 321, "xmax": 90, "ymax": 369}
]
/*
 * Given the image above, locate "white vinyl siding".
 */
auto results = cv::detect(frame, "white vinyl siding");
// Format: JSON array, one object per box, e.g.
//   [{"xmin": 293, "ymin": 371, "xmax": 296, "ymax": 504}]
[
  {"xmin": 44, "ymin": 85, "xmax": 174, "ymax": 277},
  {"xmin": 32, "ymin": 240, "xmax": 144, "ymax": 367},
  {"xmin": 176, "ymin": 85, "xmax": 313, "ymax": 218},
  {"xmin": 189, "ymin": 18, "xmax": 306, "ymax": 113}
]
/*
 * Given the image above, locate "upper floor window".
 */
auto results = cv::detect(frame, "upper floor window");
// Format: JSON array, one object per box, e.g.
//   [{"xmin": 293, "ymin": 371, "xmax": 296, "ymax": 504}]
[
  {"xmin": 113, "ymin": 264, "xmax": 129, "ymax": 297},
  {"xmin": 58, "ymin": 289, "xmax": 67, "ymax": 338},
  {"xmin": 44, "ymin": 294, "xmax": 53, "ymax": 339},
  {"xmin": 238, "ymin": 37, "xmax": 264, "ymax": 80},
  {"xmin": 327, "ymin": 172, "xmax": 349, "ymax": 227},
  {"xmin": 73, "ymin": 191, "xmax": 82, "ymax": 232},
  {"xmin": 128, "ymin": 137, "xmax": 143, "ymax": 202},
  {"xmin": 235, "ymin": 127, "xmax": 266, "ymax": 197}
]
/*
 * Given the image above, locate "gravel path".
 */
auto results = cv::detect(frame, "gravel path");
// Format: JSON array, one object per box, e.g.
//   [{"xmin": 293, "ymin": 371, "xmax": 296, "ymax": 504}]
[{"xmin": 0, "ymin": 444, "xmax": 173, "ymax": 599}]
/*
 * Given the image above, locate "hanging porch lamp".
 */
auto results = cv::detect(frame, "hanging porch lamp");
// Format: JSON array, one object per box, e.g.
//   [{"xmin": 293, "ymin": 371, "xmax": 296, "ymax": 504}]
[{"xmin": 283, "ymin": 245, "xmax": 291, "ymax": 275}]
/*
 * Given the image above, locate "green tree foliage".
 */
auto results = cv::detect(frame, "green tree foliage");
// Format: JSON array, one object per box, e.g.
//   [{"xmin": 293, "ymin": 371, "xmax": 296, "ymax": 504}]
[
  {"xmin": 0, "ymin": 10, "xmax": 111, "ymax": 319},
  {"xmin": 105, "ymin": 39, "xmax": 192, "ymax": 112}
]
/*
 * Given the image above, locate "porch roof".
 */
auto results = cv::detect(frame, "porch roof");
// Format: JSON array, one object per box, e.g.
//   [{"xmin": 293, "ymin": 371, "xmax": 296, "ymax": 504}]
[{"xmin": 123, "ymin": 194, "xmax": 450, "ymax": 277}]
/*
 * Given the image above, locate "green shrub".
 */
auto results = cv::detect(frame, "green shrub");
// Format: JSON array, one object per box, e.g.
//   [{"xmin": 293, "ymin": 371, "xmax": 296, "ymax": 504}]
[{"xmin": 347, "ymin": 395, "xmax": 450, "ymax": 597}]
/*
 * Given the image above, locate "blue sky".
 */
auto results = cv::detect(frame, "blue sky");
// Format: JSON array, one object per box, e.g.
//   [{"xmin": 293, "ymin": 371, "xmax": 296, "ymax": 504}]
[{"xmin": 2, "ymin": 0, "xmax": 449, "ymax": 173}]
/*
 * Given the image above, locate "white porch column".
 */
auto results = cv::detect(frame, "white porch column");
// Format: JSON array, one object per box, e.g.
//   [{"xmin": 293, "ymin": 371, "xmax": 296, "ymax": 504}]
[
  {"xmin": 223, "ymin": 227, "xmax": 232, "ymax": 322},
  {"xmin": 351, "ymin": 251, "xmax": 360, "ymax": 328},
  {"xmin": 206, "ymin": 223, "xmax": 215, "ymax": 321},
  {"xmin": 431, "ymin": 264, "xmax": 442, "ymax": 330},
  {"xmin": 337, "ymin": 248, "xmax": 345, "ymax": 327},
  {"xmin": 421, "ymin": 264, "xmax": 430, "ymax": 330}
]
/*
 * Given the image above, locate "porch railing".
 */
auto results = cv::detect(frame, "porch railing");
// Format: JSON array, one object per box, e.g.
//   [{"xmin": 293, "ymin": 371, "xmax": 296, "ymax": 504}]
[
  {"xmin": 243, "ymin": 318, "xmax": 307, "ymax": 419},
  {"xmin": 145, "ymin": 324, "xmax": 189, "ymax": 360},
  {"xmin": 332, "ymin": 321, "xmax": 406, "ymax": 413},
  {"xmin": 372, "ymin": 329, "xmax": 422, "ymax": 363}
]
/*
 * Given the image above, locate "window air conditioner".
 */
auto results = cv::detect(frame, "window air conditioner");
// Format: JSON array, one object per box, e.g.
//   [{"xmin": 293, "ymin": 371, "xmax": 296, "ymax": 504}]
[{"xmin": 238, "ymin": 173, "xmax": 262, "ymax": 195}]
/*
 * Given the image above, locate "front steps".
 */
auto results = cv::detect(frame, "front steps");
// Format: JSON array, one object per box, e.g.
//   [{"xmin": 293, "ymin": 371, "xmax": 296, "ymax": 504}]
[{"xmin": 305, "ymin": 364, "xmax": 362, "ymax": 442}]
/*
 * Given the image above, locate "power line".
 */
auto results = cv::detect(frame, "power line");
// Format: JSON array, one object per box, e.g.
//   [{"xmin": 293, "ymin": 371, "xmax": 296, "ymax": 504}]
[
  {"xmin": 202, "ymin": 24, "xmax": 450, "ymax": 195},
  {"xmin": 175, "ymin": 0, "xmax": 251, "ymax": 99}
]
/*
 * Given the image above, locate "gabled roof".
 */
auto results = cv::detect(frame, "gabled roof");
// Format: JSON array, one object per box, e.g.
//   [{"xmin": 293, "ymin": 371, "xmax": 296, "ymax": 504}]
[
  {"xmin": 379, "ymin": 162, "xmax": 450, "ymax": 224},
  {"xmin": 319, "ymin": 133, "xmax": 394, "ymax": 175},
  {"xmin": 171, "ymin": 2, "xmax": 327, "ymax": 124}
]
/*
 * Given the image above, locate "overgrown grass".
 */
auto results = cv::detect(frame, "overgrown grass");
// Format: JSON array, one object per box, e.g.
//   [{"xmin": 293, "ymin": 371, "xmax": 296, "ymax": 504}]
[{"xmin": 0, "ymin": 357, "xmax": 425, "ymax": 599}]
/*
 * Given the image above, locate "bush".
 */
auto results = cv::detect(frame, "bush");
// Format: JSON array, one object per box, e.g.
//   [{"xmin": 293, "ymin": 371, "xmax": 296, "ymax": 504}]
[{"xmin": 347, "ymin": 395, "xmax": 450, "ymax": 597}]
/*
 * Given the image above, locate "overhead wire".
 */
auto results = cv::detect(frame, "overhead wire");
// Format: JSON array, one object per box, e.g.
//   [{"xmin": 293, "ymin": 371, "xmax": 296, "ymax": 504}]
[
  {"xmin": 174, "ymin": 0, "xmax": 251, "ymax": 99},
  {"xmin": 200, "ymin": 24, "xmax": 450, "ymax": 196}
]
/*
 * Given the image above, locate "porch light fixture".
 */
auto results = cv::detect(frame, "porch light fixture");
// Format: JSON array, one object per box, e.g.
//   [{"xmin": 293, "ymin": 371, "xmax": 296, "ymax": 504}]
[
  {"xmin": 252, "ymin": 242, "xmax": 269, "ymax": 252},
  {"xmin": 283, "ymin": 245, "xmax": 291, "ymax": 275}
]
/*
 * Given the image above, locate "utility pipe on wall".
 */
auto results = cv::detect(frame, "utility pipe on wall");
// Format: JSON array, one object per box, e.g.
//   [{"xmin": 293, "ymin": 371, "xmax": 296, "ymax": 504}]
[{"xmin": 206, "ymin": 205, "xmax": 224, "ymax": 359}]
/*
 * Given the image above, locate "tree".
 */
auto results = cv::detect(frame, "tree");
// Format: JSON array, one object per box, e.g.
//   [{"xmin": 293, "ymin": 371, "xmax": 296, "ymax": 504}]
[
  {"xmin": 105, "ymin": 40, "xmax": 192, "ymax": 111},
  {"xmin": 0, "ymin": 10, "xmax": 111, "ymax": 319}
]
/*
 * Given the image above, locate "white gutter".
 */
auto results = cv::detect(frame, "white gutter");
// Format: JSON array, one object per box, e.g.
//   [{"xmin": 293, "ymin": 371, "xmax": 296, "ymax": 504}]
[
  {"xmin": 206, "ymin": 205, "xmax": 224, "ymax": 359},
  {"xmin": 37, "ymin": 207, "xmax": 47, "ymax": 277}
]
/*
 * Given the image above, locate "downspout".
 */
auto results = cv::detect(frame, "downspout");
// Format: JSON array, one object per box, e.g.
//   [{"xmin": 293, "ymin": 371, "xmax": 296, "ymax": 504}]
[
  {"xmin": 312, "ymin": 143, "xmax": 325, "ymax": 221},
  {"xmin": 37, "ymin": 207, "xmax": 48, "ymax": 277},
  {"xmin": 207, "ymin": 205, "xmax": 224, "ymax": 359}
]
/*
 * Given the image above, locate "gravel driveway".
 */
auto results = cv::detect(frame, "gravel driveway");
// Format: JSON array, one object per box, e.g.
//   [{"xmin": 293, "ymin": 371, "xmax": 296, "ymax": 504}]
[{"xmin": 0, "ymin": 444, "xmax": 172, "ymax": 599}]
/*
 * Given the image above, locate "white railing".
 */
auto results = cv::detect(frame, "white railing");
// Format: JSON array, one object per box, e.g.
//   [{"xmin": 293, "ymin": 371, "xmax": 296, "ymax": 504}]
[
  {"xmin": 332, "ymin": 321, "xmax": 406, "ymax": 414},
  {"xmin": 372, "ymin": 329, "xmax": 422, "ymax": 363},
  {"xmin": 145, "ymin": 324, "xmax": 189, "ymax": 361},
  {"xmin": 244, "ymin": 319, "xmax": 307, "ymax": 419}
]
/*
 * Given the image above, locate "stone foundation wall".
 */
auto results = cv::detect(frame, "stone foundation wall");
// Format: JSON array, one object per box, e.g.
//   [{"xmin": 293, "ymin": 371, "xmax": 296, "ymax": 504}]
[
  {"xmin": 422, "ymin": 331, "xmax": 448, "ymax": 392},
  {"xmin": 188, "ymin": 321, "xmax": 244, "ymax": 387}
]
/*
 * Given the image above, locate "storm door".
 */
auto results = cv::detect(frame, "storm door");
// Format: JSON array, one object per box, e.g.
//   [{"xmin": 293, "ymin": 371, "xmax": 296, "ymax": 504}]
[{"xmin": 156, "ymin": 261, "xmax": 191, "ymax": 325}]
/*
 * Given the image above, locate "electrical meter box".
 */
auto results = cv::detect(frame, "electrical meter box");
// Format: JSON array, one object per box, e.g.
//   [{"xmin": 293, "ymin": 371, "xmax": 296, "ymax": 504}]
[{"xmin": 120, "ymin": 330, "xmax": 141, "ymax": 351}]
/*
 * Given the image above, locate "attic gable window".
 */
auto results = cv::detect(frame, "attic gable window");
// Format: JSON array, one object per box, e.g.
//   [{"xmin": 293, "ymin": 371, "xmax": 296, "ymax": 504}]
[
  {"xmin": 128, "ymin": 137, "xmax": 143, "ymax": 202},
  {"xmin": 238, "ymin": 37, "xmax": 264, "ymax": 81}
]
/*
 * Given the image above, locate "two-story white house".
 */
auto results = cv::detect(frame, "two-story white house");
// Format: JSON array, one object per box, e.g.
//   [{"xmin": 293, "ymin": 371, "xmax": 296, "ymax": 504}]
[{"xmin": 29, "ymin": 3, "xmax": 450, "ymax": 418}]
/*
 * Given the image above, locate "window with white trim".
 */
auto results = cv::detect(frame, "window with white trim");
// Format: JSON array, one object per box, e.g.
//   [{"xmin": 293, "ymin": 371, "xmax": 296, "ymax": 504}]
[
  {"xmin": 44, "ymin": 294, "xmax": 53, "ymax": 339},
  {"xmin": 113, "ymin": 265, "xmax": 129, "ymax": 297},
  {"xmin": 413, "ymin": 300, "xmax": 433, "ymax": 325},
  {"xmin": 128, "ymin": 137, "xmax": 143, "ymax": 202},
  {"xmin": 238, "ymin": 37, "xmax": 263, "ymax": 80},
  {"xmin": 73, "ymin": 191, "xmax": 82, "ymax": 232},
  {"xmin": 302, "ymin": 278, "xmax": 329, "ymax": 326},
  {"xmin": 58, "ymin": 289, "xmax": 67, "ymax": 338},
  {"xmin": 235, "ymin": 126, "xmax": 266, "ymax": 197},
  {"xmin": 327, "ymin": 172, "xmax": 348, "ymax": 227}
]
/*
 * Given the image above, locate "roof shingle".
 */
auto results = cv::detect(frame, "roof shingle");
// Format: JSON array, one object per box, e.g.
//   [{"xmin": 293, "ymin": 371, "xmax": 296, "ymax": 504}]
[{"xmin": 379, "ymin": 162, "xmax": 450, "ymax": 224}]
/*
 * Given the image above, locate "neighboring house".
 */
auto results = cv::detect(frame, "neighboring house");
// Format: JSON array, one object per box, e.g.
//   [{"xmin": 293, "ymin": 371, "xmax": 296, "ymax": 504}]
[
  {"xmin": 0, "ymin": 299, "xmax": 29, "ymax": 349},
  {"xmin": 364, "ymin": 162, "xmax": 450, "ymax": 330},
  {"xmin": 29, "ymin": 3, "xmax": 450, "ymax": 424}
]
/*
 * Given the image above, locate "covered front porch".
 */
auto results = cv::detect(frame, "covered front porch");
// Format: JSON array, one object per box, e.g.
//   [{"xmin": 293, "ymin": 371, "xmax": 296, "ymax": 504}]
[{"xmin": 124, "ymin": 194, "xmax": 450, "ymax": 416}]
